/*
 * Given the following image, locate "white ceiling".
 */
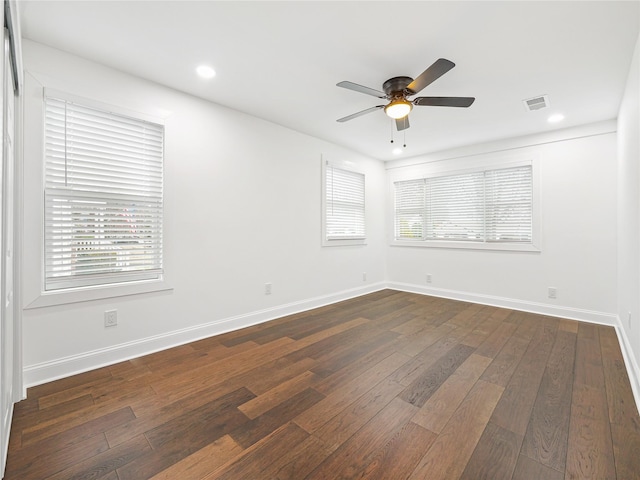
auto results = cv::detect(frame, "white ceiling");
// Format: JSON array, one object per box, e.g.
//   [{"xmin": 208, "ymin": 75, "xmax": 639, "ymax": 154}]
[{"xmin": 19, "ymin": 1, "xmax": 640, "ymax": 161}]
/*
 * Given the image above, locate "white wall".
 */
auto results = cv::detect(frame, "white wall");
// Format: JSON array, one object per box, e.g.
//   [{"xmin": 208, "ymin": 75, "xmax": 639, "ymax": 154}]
[
  {"xmin": 21, "ymin": 40, "xmax": 387, "ymax": 386},
  {"xmin": 617, "ymin": 32, "xmax": 640, "ymax": 399},
  {"xmin": 386, "ymin": 122, "xmax": 618, "ymax": 324}
]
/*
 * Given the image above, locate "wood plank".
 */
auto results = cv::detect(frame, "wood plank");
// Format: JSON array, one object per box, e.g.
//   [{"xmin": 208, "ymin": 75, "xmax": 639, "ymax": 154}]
[
  {"xmin": 474, "ymin": 319, "xmax": 517, "ymax": 359},
  {"xmin": 148, "ymin": 435, "xmax": 242, "ymax": 480},
  {"xmin": 21, "ymin": 406, "xmax": 136, "ymax": 449},
  {"xmin": 312, "ymin": 345, "xmax": 404, "ymax": 396},
  {"xmin": 480, "ymin": 319, "xmax": 535, "ymax": 387},
  {"xmin": 521, "ymin": 329, "xmax": 576, "ymax": 471},
  {"xmin": 305, "ymin": 397, "xmax": 419, "ymax": 479},
  {"xmin": 4, "ymin": 432, "xmax": 109, "ymax": 480},
  {"xmin": 408, "ymin": 379, "xmax": 504, "ymax": 480},
  {"xmin": 144, "ymin": 387, "xmax": 254, "ymax": 451},
  {"xmin": 459, "ymin": 421, "xmax": 522, "ymax": 480},
  {"xmin": 314, "ymin": 377, "xmax": 404, "ymax": 449},
  {"xmin": 390, "ymin": 333, "xmax": 463, "ymax": 387},
  {"xmin": 564, "ymin": 322, "xmax": 616, "ymax": 480},
  {"xmin": 512, "ymin": 454, "xmax": 564, "ymax": 480},
  {"xmin": 104, "ymin": 378, "xmax": 253, "ymax": 448},
  {"xmin": 565, "ymin": 384, "xmax": 616, "ymax": 479},
  {"xmin": 116, "ymin": 388, "xmax": 254, "ymax": 479},
  {"xmin": 239, "ymin": 370, "xmax": 319, "ymax": 419},
  {"xmin": 229, "ymin": 387, "xmax": 324, "ymax": 449},
  {"xmin": 412, "ymin": 353, "xmax": 492, "ymax": 433},
  {"xmin": 294, "ymin": 352, "xmax": 408, "ymax": 433},
  {"xmin": 399, "ymin": 343, "xmax": 475, "ymax": 407},
  {"xmin": 358, "ymin": 422, "xmax": 437, "ymax": 480},
  {"xmin": 310, "ymin": 330, "xmax": 399, "ymax": 378},
  {"xmin": 490, "ymin": 318, "xmax": 558, "ymax": 436},
  {"xmin": 206, "ymin": 423, "xmax": 309, "ymax": 480},
  {"xmin": 48, "ymin": 434, "xmax": 152, "ymax": 480}
]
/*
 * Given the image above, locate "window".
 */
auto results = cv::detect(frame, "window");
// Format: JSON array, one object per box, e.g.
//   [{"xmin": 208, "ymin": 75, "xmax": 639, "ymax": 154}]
[
  {"xmin": 323, "ymin": 161, "xmax": 365, "ymax": 244},
  {"xmin": 394, "ymin": 164, "xmax": 533, "ymax": 247},
  {"xmin": 44, "ymin": 95, "xmax": 164, "ymax": 291}
]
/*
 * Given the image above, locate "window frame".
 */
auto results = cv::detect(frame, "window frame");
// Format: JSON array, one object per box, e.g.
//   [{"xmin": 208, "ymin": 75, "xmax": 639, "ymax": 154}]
[
  {"xmin": 321, "ymin": 158, "xmax": 366, "ymax": 247},
  {"xmin": 24, "ymin": 86, "xmax": 171, "ymax": 309},
  {"xmin": 389, "ymin": 159, "xmax": 541, "ymax": 252}
]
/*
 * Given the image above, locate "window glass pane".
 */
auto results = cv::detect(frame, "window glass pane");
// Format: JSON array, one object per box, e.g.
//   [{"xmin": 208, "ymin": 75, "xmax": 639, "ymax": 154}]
[
  {"xmin": 426, "ymin": 172, "xmax": 484, "ymax": 241},
  {"xmin": 326, "ymin": 165, "xmax": 365, "ymax": 240},
  {"xmin": 393, "ymin": 164, "xmax": 533, "ymax": 246},
  {"xmin": 485, "ymin": 166, "xmax": 532, "ymax": 242},
  {"xmin": 44, "ymin": 96, "xmax": 164, "ymax": 290},
  {"xmin": 395, "ymin": 179, "xmax": 425, "ymax": 240}
]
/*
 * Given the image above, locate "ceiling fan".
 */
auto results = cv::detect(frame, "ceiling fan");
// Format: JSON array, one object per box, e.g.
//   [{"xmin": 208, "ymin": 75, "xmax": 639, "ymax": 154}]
[{"xmin": 336, "ymin": 58, "xmax": 475, "ymax": 131}]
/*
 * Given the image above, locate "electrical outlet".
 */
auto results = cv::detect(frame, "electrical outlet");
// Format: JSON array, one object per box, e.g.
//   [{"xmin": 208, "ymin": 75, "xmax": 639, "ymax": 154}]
[
  {"xmin": 548, "ymin": 287, "xmax": 557, "ymax": 299},
  {"xmin": 265, "ymin": 283, "xmax": 272, "ymax": 295},
  {"xmin": 104, "ymin": 310, "xmax": 118, "ymax": 327},
  {"xmin": 362, "ymin": 272, "xmax": 367, "ymax": 282},
  {"xmin": 426, "ymin": 274, "xmax": 432, "ymax": 284}
]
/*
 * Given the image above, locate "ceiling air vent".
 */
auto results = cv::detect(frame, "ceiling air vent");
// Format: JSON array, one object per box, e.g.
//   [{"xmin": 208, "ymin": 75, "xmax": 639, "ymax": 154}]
[{"xmin": 523, "ymin": 95, "xmax": 550, "ymax": 112}]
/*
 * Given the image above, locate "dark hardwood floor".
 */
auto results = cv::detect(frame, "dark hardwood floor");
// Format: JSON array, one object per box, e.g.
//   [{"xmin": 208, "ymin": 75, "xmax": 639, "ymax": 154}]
[{"xmin": 5, "ymin": 290, "xmax": 640, "ymax": 479}]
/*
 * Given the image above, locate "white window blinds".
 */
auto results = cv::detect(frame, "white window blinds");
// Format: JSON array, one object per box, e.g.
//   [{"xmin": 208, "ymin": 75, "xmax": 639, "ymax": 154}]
[
  {"xmin": 394, "ymin": 165, "xmax": 532, "ymax": 244},
  {"xmin": 484, "ymin": 167, "xmax": 532, "ymax": 242},
  {"xmin": 44, "ymin": 96, "xmax": 164, "ymax": 290},
  {"xmin": 325, "ymin": 164, "xmax": 365, "ymax": 240},
  {"xmin": 427, "ymin": 172, "xmax": 484, "ymax": 241},
  {"xmin": 395, "ymin": 179, "xmax": 426, "ymax": 240}
]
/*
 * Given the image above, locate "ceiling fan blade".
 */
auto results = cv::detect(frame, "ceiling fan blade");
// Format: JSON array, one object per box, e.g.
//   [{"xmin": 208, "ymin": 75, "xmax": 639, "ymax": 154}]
[
  {"xmin": 407, "ymin": 58, "xmax": 455, "ymax": 94},
  {"xmin": 337, "ymin": 105, "xmax": 384, "ymax": 122},
  {"xmin": 396, "ymin": 116, "xmax": 410, "ymax": 131},
  {"xmin": 413, "ymin": 96, "xmax": 475, "ymax": 107},
  {"xmin": 337, "ymin": 81, "xmax": 386, "ymax": 98}
]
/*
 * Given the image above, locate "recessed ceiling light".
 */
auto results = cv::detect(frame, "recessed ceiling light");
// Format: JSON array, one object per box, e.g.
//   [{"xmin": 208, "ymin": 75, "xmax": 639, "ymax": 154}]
[
  {"xmin": 548, "ymin": 113, "xmax": 565, "ymax": 123},
  {"xmin": 196, "ymin": 65, "xmax": 216, "ymax": 79},
  {"xmin": 392, "ymin": 148, "xmax": 403, "ymax": 155}
]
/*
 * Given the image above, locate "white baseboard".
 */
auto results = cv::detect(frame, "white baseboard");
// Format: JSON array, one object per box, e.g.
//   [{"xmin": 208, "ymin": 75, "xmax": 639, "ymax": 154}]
[
  {"xmin": 613, "ymin": 318, "xmax": 640, "ymax": 416},
  {"xmin": 387, "ymin": 282, "xmax": 618, "ymax": 326},
  {"xmin": 23, "ymin": 282, "xmax": 387, "ymax": 389}
]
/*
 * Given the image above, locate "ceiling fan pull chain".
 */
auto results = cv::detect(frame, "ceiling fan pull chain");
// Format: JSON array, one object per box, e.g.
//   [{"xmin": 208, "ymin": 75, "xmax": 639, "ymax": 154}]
[
  {"xmin": 390, "ymin": 120, "xmax": 394, "ymax": 143},
  {"xmin": 403, "ymin": 130, "xmax": 407, "ymax": 148}
]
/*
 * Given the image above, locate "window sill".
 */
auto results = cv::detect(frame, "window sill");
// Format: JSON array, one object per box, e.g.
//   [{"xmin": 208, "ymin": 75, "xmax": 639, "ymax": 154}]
[
  {"xmin": 24, "ymin": 278, "xmax": 173, "ymax": 309},
  {"xmin": 322, "ymin": 238, "xmax": 367, "ymax": 247},
  {"xmin": 390, "ymin": 240, "xmax": 541, "ymax": 252}
]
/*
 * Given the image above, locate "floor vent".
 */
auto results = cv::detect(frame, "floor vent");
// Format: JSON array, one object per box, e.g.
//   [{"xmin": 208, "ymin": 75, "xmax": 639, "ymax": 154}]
[{"xmin": 523, "ymin": 94, "xmax": 550, "ymax": 111}]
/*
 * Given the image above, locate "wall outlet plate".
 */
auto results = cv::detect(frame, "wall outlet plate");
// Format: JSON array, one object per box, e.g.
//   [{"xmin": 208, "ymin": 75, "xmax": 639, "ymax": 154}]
[{"xmin": 104, "ymin": 310, "xmax": 117, "ymax": 327}]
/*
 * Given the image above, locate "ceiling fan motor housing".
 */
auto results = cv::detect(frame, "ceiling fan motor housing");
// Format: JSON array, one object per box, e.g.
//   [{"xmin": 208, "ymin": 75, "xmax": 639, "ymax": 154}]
[{"xmin": 383, "ymin": 76, "xmax": 414, "ymax": 97}]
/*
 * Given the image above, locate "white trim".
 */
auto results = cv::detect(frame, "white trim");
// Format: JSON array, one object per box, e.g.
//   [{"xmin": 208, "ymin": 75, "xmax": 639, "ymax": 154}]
[
  {"xmin": 389, "ymin": 240, "xmax": 541, "ymax": 252},
  {"xmin": 24, "ymin": 278, "xmax": 173, "ymax": 309},
  {"xmin": 613, "ymin": 318, "xmax": 640, "ymax": 417},
  {"xmin": 385, "ymin": 119, "xmax": 617, "ymax": 170},
  {"xmin": 321, "ymin": 155, "xmax": 367, "ymax": 247},
  {"xmin": 43, "ymin": 87, "xmax": 165, "ymax": 126},
  {"xmin": 23, "ymin": 282, "xmax": 386, "ymax": 388},
  {"xmin": 387, "ymin": 281, "xmax": 617, "ymax": 325},
  {"xmin": 23, "ymin": 75, "xmax": 172, "ymax": 309}
]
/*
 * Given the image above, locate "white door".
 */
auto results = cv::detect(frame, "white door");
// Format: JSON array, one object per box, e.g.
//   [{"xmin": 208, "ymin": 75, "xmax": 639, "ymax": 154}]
[{"xmin": 0, "ymin": 26, "xmax": 15, "ymax": 478}]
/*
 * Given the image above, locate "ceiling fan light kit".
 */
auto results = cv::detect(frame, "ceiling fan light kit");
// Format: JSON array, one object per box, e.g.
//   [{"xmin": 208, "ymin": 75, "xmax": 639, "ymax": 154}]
[
  {"xmin": 384, "ymin": 98, "xmax": 412, "ymax": 119},
  {"xmin": 337, "ymin": 58, "xmax": 475, "ymax": 131}
]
